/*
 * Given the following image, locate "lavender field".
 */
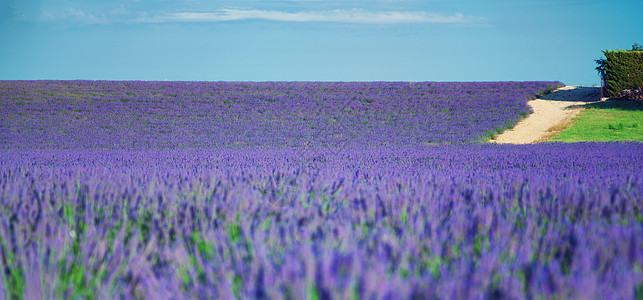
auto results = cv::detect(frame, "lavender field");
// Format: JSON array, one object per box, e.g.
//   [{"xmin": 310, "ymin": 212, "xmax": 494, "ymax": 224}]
[
  {"xmin": 0, "ymin": 81, "xmax": 562, "ymax": 149},
  {"xmin": 1, "ymin": 81, "xmax": 642, "ymax": 299}
]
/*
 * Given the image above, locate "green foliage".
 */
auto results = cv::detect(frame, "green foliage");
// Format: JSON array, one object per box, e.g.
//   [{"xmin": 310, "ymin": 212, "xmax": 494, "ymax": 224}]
[
  {"xmin": 307, "ymin": 284, "xmax": 320, "ymax": 300},
  {"xmin": 604, "ymin": 50, "xmax": 643, "ymax": 96},
  {"xmin": 57, "ymin": 259, "xmax": 92, "ymax": 299},
  {"xmin": 350, "ymin": 282, "xmax": 361, "ymax": 300},
  {"xmin": 232, "ymin": 274, "xmax": 243, "ymax": 299},
  {"xmin": 473, "ymin": 234, "xmax": 488, "ymax": 257},
  {"xmin": 636, "ymin": 280, "xmax": 643, "ymax": 300},
  {"xmin": 424, "ymin": 256, "xmax": 442, "ymax": 279},
  {"xmin": 599, "ymin": 45, "xmax": 643, "ymax": 97},
  {"xmin": 228, "ymin": 222, "xmax": 242, "ymax": 243},
  {"xmin": 177, "ymin": 266, "xmax": 192, "ymax": 291},
  {"xmin": 485, "ymin": 130, "xmax": 497, "ymax": 140},
  {"xmin": 262, "ymin": 216, "xmax": 271, "ymax": 231},
  {"xmin": 190, "ymin": 231, "xmax": 215, "ymax": 262},
  {"xmin": 138, "ymin": 208, "xmax": 153, "ymax": 244},
  {"xmin": 0, "ymin": 236, "xmax": 26, "ymax": 300}
]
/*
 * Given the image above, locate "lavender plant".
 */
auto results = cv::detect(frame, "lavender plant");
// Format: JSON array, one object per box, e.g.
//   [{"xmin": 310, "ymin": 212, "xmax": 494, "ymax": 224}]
[
  {"xmin": 0, "ymin": 144, "xmax": 641, "ymax": 299},
  {"xmin": 1, "ymin": 81, "xmax": 641, "ymax": 300},
  {"xmin": 0, "ymin": 81, "xmax": 562, "ymax": 149}
]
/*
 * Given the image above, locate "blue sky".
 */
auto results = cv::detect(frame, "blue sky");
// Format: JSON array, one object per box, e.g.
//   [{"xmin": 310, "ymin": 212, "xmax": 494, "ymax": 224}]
[{"xmin": 1, "ymin": 0, "xmax": 641, "ymax": 85}]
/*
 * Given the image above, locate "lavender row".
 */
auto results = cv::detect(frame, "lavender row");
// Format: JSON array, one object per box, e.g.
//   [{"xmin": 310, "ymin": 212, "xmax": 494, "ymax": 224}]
[
  {"xmin": 1, "ymin": 143, "xmax": 641, "ymax": 299},
  {"xmin": 0, "ymin": 81, "xmax": 562, "ymax": 149}
]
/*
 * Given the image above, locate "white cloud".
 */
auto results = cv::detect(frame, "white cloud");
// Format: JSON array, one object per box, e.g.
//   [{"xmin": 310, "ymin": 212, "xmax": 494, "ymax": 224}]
[
  {"xmin": 41, "ymin": 7, "xmax": 109, "ymax": 24},
  {"xmin": 137, "ymin": 8, "xmax": 481, "ymax": 25}
]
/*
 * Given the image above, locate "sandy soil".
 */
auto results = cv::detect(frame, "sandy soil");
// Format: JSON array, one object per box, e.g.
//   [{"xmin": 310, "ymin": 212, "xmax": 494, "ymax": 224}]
[{"xmin": 491, "ymin": 86, "xmax": 602, "ymax": 144}]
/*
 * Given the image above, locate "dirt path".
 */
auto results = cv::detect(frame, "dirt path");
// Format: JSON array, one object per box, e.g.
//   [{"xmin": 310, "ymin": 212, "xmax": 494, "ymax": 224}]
[{"xmin": 491, "ymin": 86, "xmax": 602, "ymax": 144}]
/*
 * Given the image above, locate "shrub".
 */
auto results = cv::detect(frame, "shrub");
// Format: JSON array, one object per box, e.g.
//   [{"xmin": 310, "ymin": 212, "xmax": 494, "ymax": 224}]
[
  {"xmin": 603, "ymin": 50, "xmax": 643, "ymax": 97},
  {"xmin": 596, "ymin": 43, "xmax": 643, "ymax": 98}
]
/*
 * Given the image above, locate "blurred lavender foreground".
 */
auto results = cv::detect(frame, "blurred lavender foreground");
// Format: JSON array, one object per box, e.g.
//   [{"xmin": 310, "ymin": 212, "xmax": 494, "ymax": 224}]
[{"xmin": 0, "ymin": 81, "xmax": 642, "ymax": 299}]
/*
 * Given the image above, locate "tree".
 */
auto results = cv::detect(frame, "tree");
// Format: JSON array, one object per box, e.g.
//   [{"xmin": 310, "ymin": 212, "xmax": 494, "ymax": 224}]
[{"xmin": 595, "ymin": 43, "xmax": 642, "ymax": 84}]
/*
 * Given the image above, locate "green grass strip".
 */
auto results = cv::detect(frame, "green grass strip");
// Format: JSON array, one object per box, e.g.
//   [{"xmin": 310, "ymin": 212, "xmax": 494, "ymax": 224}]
[{"xmin": 553, "ymin": 100, "xmax": 643, "ymax": 142}]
